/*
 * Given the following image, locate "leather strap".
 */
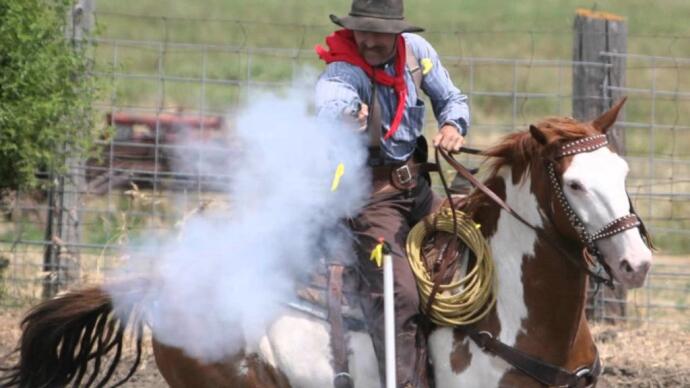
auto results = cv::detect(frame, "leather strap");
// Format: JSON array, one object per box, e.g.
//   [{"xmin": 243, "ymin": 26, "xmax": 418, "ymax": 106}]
[
  {"xmin": 424, "ymin": 237, "xmax": 464, "ymax": 316},
  {"xmin": 306, "ymin": 271, "xmax": 359, "ymax": 295},
  {"xmin": 405, "ymin": 43, "xmax": 423, "ymax": 99},
  {"xmin": 439, "ymin": 149, "xmax": 615, "ymax": 287},
  {"xmin": 327, "ymin": 265, "xmax": 353, "ymax": 388},
  {"xmin": 627, "ymin": 193, "xmax": 655, "ymax": 249},
  {"xmin": 367, "ymin": 80, "xmax": 384, "ymax": 165},
  {"xmin": 591, "ymin": 214, "xmax": 641, "ymax": 241},
  {"xmin": 555, "ymin": 134, "xmax": 608, "ymax": 158},
  {"xmin": 467, "ymin": 329, "xmax": 601, "ymax": 387},
  {"xmin": 371, "ymin": 161, "xmax": 439, "ymax": 192},
  {"xmin": 455, "ymin": 146, "xmax": 482, "ymax": 155},
  {"xmin": 439, "ymin": 150, "xmax": 535, "ymax": 228},
  {"xmin": 368, "ymin": 44, "xmax": 423, "ymax": 163}
]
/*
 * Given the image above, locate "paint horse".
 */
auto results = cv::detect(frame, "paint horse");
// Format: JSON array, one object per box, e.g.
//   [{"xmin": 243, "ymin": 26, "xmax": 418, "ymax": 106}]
[{"xmin": 1, "ymin": 99, "xmax": 652, "ymax": 387}]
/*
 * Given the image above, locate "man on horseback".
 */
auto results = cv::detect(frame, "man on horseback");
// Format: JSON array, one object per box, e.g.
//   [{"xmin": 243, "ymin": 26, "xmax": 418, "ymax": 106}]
[{"xmin": 315, "ymin": 1, "xmax": 471, "ymax": 386}]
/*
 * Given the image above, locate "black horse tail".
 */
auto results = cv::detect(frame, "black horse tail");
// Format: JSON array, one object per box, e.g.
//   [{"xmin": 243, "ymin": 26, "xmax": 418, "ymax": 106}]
[{"xmin": 0, "ymin": 282, "xmax": 145, "ymax": 387}]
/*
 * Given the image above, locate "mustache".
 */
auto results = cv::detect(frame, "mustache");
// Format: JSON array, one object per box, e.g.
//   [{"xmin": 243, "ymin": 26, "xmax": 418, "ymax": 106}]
[
  {"xmin": 358, "ymin": 45, "xmax": 394, "ymax": 58},
  {"xmin": 360, "ymin": 45, "xmax": 386, "ymax": 51},
  {"xmin": 360, "ymin": 45, "xmax": 387, "ymax": 53}
]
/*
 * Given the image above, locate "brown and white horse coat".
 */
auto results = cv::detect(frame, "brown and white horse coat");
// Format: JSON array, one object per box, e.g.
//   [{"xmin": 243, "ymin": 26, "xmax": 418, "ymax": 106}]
[{"xmin": 1, "ymin": 102, "xmax": 652, "ymax": 388}]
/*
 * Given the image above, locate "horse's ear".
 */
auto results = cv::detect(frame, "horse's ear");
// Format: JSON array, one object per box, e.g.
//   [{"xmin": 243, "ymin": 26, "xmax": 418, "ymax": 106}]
[
  {"xmin": 592, "ymin": 97, "xmax": 627, "ymax": 133},
  {"xmin": 530, "ymin": 124, "xmax": 548, "ymax": 145}
]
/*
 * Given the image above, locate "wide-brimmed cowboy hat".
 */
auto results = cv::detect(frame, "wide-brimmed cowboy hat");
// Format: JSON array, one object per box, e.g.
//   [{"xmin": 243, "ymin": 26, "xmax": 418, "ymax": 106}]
[{"xmin": 330, "ymin": 0, "xmax": 424, "ymax": 34}]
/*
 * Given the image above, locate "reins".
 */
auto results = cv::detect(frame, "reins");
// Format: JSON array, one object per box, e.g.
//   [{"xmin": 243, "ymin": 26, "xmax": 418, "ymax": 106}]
[
  {"xmin": 435, "ymin": 138, "xmax": 650, "ymax": 289},
  {"xmin": 419, "ymin": 134, "xmax": 656, "ymax": 324}
]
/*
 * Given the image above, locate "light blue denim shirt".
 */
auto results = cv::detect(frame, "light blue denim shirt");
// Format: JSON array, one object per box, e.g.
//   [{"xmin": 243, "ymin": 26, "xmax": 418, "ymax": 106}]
[{"xmin": 315, "ymin": 33, "xmax": 470, "ymax": 163}]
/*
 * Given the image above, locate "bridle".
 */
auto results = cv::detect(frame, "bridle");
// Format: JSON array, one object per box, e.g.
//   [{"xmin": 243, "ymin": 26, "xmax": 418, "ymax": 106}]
[
  {"xmin": 544, "ymin": 133, "xmax": 653, "ymax": 287},
  {"xmin": 440, "ymin": 133, "xmax": 653, "ymax": 288}
]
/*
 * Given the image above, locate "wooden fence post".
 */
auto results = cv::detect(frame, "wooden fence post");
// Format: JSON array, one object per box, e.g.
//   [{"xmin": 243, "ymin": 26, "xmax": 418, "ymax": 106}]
[
  {"xmin": 573, "ymin": 8, "xmax": 628, "ymax": 322},
  {"xmin": 573, "ymin": 8, "xmax": 627, "ymax": 150},
  {"xmin": 43, "ymin": 0, "xmax": 94, "ymax": 298}
]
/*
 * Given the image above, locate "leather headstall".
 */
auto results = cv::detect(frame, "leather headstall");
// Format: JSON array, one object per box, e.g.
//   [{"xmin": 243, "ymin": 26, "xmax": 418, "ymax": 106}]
[{"xmin": 546, "ymin": 134, "xmax": 650, "ymax": 288}]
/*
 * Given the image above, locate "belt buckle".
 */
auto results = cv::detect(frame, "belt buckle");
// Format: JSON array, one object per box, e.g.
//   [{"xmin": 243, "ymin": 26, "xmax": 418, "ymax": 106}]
[{"xmin": 395, "ymin": 165, "xmax": 413, "ymax": 185}]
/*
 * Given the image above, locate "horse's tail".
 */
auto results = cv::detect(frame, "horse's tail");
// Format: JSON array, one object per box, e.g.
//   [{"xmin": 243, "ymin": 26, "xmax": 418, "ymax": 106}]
[{"xmin": 0, "ymin": 282, "xmax": 145, "ymax": 387}]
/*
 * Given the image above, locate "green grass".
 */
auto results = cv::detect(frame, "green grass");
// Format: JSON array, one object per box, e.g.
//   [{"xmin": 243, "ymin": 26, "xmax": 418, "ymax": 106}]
[
  {"xmin": 0, "ymin": 217, "xmax": 45, "ymax": 243},
  {"xmin": 91, "ymin": 0, "xmax": 690, "ymax": 105},
  {"xmin": 95, "ymin": 0, "xmax": 690, "ymax": 44}
]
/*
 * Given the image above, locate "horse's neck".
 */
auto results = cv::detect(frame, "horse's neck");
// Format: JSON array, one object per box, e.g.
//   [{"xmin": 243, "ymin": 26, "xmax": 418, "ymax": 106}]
[{"xmin": 471, "ymin": 167, "xmax": 594, "ymax": 365}]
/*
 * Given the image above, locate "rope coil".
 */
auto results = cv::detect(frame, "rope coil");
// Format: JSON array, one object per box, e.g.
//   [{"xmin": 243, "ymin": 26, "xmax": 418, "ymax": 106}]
[{"xmin": 406, "ymin": 206, "xmax": 496, "ymax": 326}]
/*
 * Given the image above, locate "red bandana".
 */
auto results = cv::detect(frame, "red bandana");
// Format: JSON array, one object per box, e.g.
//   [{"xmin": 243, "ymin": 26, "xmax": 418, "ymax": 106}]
[{"xmin": 315, "ymin": 29, "xmax": 407, "ymax": 140}]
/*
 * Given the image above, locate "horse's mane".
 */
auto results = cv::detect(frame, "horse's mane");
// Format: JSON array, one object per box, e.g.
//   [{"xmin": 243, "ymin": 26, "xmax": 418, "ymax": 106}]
[
  {"xmin": 482, "ymin": 116, "xmax": 598, "ymax": 177},
  {"xmin": 463, "ymin": 116, "xmax": 597, "ymax": 215}
]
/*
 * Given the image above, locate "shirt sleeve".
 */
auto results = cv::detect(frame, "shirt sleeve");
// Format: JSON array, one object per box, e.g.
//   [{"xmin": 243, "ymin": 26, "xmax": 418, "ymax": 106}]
[
  {"xmin": 315, "ymin": 62, "xmax": 369, "ymax": 122},
  {"xmin": 406, "ymin": 34, "xmax": 471, "ymax": 135}
]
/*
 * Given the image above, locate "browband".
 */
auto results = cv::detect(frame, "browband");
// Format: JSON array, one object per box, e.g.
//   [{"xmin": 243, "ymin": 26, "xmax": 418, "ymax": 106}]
[{"xmin": 555, "ymin": 134, "xmax": 609, "ymax": 158}]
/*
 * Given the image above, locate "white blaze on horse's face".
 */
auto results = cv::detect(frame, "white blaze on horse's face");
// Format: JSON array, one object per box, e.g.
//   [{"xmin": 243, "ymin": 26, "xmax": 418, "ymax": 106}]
[{"xmin": 562, "ymin": 147, "xmax": 652, "ymax": 288}]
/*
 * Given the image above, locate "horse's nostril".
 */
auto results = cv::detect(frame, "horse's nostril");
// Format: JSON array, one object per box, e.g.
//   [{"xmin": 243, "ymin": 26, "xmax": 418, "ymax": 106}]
[
  {"xmin": 620, "ymin": 259, "xmax": 634, "ymax": 273},
  {"xmin": 640, "ymin": 261, "xmax": 651, "ymax": 274}
]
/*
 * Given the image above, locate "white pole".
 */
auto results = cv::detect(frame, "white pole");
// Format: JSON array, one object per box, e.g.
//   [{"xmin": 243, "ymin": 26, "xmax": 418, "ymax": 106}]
[{"xmin": 383, "ymin": 246, "xmax": 396, "ymax": 388}]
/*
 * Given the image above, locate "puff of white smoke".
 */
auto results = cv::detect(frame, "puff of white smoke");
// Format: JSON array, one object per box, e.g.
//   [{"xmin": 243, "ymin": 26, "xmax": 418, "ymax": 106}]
[{"xmin": 107, "ymin": 88, "xmax": 370, "ymax": 362}]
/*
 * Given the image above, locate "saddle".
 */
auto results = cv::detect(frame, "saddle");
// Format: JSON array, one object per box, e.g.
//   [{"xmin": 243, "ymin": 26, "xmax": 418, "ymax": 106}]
[{"xmin": 292, "ymin": 260, "xmax": 366, "ymax": 331}]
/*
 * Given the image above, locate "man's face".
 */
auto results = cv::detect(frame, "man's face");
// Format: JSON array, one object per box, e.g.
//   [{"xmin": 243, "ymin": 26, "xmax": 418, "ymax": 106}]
[{"xmin": 353, "ymin": 30, "xmax": 397, "ymax": 66}]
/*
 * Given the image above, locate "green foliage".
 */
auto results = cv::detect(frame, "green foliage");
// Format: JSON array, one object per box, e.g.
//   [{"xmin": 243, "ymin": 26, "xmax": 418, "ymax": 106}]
[{"xmin": 0, "ymin": 0, "xmax": 98, "ymax": 189}]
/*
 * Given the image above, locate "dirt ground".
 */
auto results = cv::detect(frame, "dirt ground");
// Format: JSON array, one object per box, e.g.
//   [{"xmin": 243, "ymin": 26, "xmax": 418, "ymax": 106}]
[
  {"xmin": 0, "ymin": 307, "xmax": 688, "ymax": 387},
  {"xmin": 591, "ymin": 324, "xmax": 690, "ymax": 387}
]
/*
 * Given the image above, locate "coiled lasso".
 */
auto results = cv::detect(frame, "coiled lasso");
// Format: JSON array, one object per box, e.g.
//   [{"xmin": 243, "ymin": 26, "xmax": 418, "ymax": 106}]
[{"xmin": 406, "ymin": 206, "xmax": 496, "ymax": 326}]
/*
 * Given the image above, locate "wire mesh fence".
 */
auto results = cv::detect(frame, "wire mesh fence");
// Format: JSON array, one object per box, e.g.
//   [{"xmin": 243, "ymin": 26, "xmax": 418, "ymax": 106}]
[
  {"xmin": 587, "ymin": 52, "xmax": 690, "ymax": 327},
  {"xmin": 0, "ymin": 15, "xmax": 688, "ymax": 328}
]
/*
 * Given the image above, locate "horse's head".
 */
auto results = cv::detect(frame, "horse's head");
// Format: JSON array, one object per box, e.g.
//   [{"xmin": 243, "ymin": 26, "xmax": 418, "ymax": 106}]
[{"xmin": 526, "ymin": 99, "xmax": 653, "ymax": 288}]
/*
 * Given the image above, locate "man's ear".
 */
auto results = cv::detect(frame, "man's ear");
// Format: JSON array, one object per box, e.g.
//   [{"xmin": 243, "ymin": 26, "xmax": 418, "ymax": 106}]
[
  {"xmin": 530, "ymin": 124, "xmax": 548, "ymax": 145},
  {"xmin": 592, "ymin": 97, "xmax": 627, "ymax": 134}
]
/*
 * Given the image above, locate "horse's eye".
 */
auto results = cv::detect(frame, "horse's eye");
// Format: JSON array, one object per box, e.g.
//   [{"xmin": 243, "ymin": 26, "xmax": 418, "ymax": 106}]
[{"xmin": 567, "ymin": 181, "xmax": 584, "ymax": 192}]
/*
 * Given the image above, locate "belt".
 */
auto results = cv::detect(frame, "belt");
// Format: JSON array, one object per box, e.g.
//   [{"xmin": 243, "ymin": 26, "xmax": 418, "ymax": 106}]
[{"xmin": 370, "ymin": 159, "xmax": 439, "ymax": 193}]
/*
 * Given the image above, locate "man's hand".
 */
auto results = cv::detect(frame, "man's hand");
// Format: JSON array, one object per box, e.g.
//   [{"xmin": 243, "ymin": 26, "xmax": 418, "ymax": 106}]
[
  {"xmin": 342, "ymin": 102, "xmax": 368, "ymax": 131},
  {"xmin": 356, "ymin": 103, "xmax": 368, "ymax": 130},
  {"xmin": 433, "ymin": 124, "xmax": 464, "ymax": 152}
]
